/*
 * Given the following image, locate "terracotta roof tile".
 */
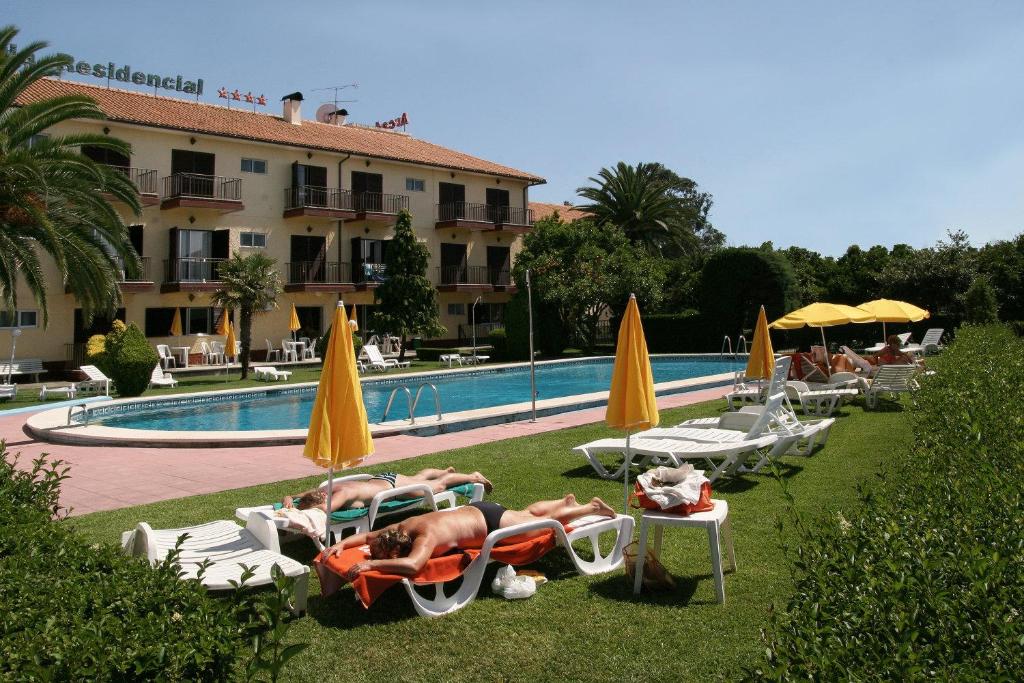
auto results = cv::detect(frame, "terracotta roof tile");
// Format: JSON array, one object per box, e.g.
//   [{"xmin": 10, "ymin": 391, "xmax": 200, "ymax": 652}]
[
  {"xmin": 17, "ymin": 78, "xmax": 545, "ymax": 183},
  {"xmin": 529, "ymin": 201, "xmax": 592, "ymax": 222}
]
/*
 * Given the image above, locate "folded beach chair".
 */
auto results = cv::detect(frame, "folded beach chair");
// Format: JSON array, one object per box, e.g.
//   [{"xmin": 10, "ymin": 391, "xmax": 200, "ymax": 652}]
[
  {"xmin": 315, "ymin": 512, "xmax": 635, "ymax": 618},
  {"xmin": 574, "ymin": 434, "xmax": 778, "ymax": 482},
  {"xmin": 235, "ymin": 474, "xmax": 486, "ymax": 548},
  {"xmin": 121, "ymin": 516, "xmax": 309, "ymax": 614},
  {"xmin": 864, "ymin": 364, "xmax": 921, "ymax": 408},
  {"xmin": 795, "ymin": 354, "xmax": 829, "ymax": 383}
]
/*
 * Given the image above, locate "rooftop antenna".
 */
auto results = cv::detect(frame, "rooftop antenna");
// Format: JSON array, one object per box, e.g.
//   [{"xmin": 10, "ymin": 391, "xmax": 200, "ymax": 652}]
[{"xmin": 312, "ymin": 83, "xmax": 359, "ymax": 110}]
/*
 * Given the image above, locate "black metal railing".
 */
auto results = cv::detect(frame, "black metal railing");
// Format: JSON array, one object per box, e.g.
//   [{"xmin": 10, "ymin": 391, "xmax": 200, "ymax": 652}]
[
  {"xmin": 286, "ymin": 261, "xmax": 352, "ymax": 284},
  {"xmin": 108, "ymin": 165, "xmax": 159, "ymax": 194},
  {"xmin": 353, "ymin": 192, "xmax": 408, "ymax": 214},
  {"xmin": 488, "ymin": 267, "xmax": 511, "ymax": 286},
  {"xmin": 121, "ymin": 256, "xmax": 151, "ymax": 282},
  {"xmin": 458, "ymin": 322, "xmax": 504, "ymax": 342},
  {"xmin": 354, "ymin": 262, "xmax": 387, "ymax": 284},
  {"xmin": 164, "ymin": 257, "xmax": 227, "ymax": 282},
  {"xmin": 162, "ymin": 173, "xmax": 242, "ymax": 201},
  {"xmin": 496, "ymin": 205, "xmax": 534, "ymax": 226},
  {"xmin": 284, "ymin": 186, "xmax": 355, "ymax": 211},
  {"xmin": 436, "ymin": 202, "xmax": 534, "ymax": 226},
  {"xmin": 438, "ymin": 265, "xmax": 490, "ymax": 286}
]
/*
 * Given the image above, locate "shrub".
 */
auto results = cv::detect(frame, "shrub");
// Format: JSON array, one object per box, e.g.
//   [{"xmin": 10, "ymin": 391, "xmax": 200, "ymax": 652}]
[
  {"xmin": 103, "ymin": 322, "xmax": 158, "ymax": 397},
  {"xmin": 415, "ymin": 346, "xmax": 462, "ymax": 362},
  {"xmin": 0, "ymin": 444, "xmax": 248, "ymax": 679},
  {"xmin": 698, "ymin": 248, "xmax": 797, "ymax": 341},
  {"xmin": 488, "ymin": 328, "xmax": 508, "ymax": 360},
  {"xmin": 316, "ymin": 325, "xmax": 363, "ymax": 359},
  {"xmin": 964, "ymin": 277, "xmax": 999, "ymax": 324},
  {"xmin": 750, "ymin": 325, "xmax": 1024, "ymax": 680},
  {"xmin": 635, "ymin": 311, "xmax": 715, "ymax": 352}
]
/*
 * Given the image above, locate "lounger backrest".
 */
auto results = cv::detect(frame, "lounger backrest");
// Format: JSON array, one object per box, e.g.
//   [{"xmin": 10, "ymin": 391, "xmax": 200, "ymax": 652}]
[
  {"xmin": 841, "ymin": 345, "xmax": 874, "ymax": 374},
  {"xmin": 897, "ymin": 332, "xmax": 912, "ymax": 345},
  {"xmin": 921, "ymin": 328, "xmax": 943, "ymax": 345},
  {"xmin": 79, "ymin": 365, "xmax": 109, "ymax": 381},
  {"xmin": 151, "ymin": 364, "xmax": 164, "ymax": 381},
  {"xmin": 766, "ymin": 356, "xmax": 791, "ymax": 396},
  {"xmin": 810, "ymin": 346, "xmax": 828, "ymax": 364},
  {"xmin": 872, "ymin": 365, "xmax": 918, "ymax": 391},
  {"xmin": 363, "ymin": 345, "xmax": 385, "ymax": 363},
  {"xmin": 742, "ymin": 392, "xmax": 784, "ymax": 439}
]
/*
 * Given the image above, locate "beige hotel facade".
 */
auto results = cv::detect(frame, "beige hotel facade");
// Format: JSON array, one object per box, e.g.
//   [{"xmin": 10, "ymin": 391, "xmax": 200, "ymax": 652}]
[{"xmin": 8, "ymin": 78, "xmax": 545, "ymax": 367}]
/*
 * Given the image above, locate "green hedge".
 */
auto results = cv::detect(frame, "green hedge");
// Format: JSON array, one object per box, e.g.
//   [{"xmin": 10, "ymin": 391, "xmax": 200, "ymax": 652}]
[
  {"xmin": 0, "ymin": 446, "xmax": 251, "ymax": 678},
  {"xmin": 415, "ymin": 347, "xmax": 462, "ymax": 362},
  {"xmin": 751, "ymin": 325, "xmax": 1024, "ymax": 680}
]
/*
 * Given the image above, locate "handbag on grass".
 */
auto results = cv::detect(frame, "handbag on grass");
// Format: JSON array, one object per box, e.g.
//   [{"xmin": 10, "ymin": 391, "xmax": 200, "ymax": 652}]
[{"xmin": 623, "ymin": 541, "xmax": 676, "ymax": 590}]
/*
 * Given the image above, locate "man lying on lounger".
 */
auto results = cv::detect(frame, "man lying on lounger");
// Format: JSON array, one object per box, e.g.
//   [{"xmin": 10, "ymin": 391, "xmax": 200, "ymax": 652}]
[
  {"xmin": 282, "ymin": 467, "xmax": 493, "ymax": 513},
  {"xmin": 323, "ymin": 494, "xmax": 616, "ymax": 579}
]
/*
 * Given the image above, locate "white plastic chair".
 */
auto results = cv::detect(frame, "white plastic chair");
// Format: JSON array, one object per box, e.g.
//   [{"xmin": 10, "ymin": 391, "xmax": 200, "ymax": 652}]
[
  {"xmin": 281, "ymin": 339, "xmax": 298, "ymax": 363},
  {"xmin": 361, "ymin": 344, "xmax": 410, "ymax": 371},
  {"xmin": 303, "ymin": 337, "xmax": 317, "ymax": 360},
  {"xmin": 265, "ymin": 339, "xmax": 281, "ymax": 362},
  {"xmin": 156, "ymin": 344, "xmax": 177, "ymax": 369},
  {"xmin": 209, "ymin": 341, "xmax": 227, "ymax": 365}
]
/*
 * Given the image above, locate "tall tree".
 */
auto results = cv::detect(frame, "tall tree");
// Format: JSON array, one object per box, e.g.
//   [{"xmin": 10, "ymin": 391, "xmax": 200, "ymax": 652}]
[
  {"xmin": 575, "ymin": 161, "xmax": 716, "ymax": 256},
  {"xmin": 210, "ymin": 253, "xmax": 281, "ymax": 379},
  {"xmin": 371, "ymin": 209, "xmax": 445, "ymax": 361},
  {"xmin": 0, "ymin": 26, "xmax": 141, "ymax": 324}
]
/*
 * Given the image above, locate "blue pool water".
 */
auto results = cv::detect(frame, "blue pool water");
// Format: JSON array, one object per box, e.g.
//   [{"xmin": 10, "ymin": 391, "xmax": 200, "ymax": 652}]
[{"xmin": 84, "ymin": 356, "xmax": 744, "ymax": 432}]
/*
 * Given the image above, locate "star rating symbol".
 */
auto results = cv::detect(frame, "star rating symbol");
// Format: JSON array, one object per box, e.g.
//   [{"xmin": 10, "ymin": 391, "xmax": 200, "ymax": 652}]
[
  {"xmin": 217, "ymin": 87, "xmax": 228, "ymax": 99},
  {"xmin": 243, "ymin": 91, "xmax": 254, "ymax": 103},
  {"xmin": 231, "ymin": 89, "xmax": 241, "ymax": 101},
  {"xmin": 257, "ymin": 94, "xmax": 266, "ymax": 106}
]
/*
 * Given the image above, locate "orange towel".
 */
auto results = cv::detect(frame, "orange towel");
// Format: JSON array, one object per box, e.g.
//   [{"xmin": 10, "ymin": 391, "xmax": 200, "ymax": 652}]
[{"xmin": 315, "ymin": 530, "xmax": 558, "ymax": 608}]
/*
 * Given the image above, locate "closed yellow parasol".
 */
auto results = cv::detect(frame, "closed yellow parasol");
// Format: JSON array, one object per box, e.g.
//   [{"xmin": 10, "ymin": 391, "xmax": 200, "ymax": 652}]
[{"xmin": 745, "ymin": 305, "xmax": 775, "ymax": 380}]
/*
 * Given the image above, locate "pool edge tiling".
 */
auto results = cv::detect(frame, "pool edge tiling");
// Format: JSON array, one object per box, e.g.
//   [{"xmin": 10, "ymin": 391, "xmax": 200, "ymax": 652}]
[{"xmin": 25, "ymin": 355, "xmax": 744, "ymax": 447}]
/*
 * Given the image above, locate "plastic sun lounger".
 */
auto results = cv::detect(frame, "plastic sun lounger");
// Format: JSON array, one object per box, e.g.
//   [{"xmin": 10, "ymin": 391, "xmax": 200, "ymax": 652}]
[
  {"xmin": 864, "ymin": 364, "xmax": 921, "ymax": 408},
  {"xmin": 316, "ymin": 512, "xmax": 635, "ymax": 618},
  {"xmin": 235, "ymin": 475, "xmax": 485, "ymax": 549},
  {"xmin": 362, "ymin": 344, "xmax": 411, "ymax": 371},
  {"xmin": 149, "ymin": 364, "xmax": 178, "ymax": 388},
  {"xmin": 573, "ymin": 434, "xmax": 778, "ymax": 482},
  {"xmin": 783, "ymin": 381, "xmax": 858, "ymax": 417},
  {"xmin": 121, "ymin": 516, "xmax": 309, "ymax": 615},
  {"xmin": 252, "ymin": 366, "xmax": 292, "ymax": 382}
]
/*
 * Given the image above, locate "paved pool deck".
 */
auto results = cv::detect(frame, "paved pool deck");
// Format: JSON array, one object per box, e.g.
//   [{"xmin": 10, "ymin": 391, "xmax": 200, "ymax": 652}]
[{"xmin": 0, "ymin": 386, "xmax": 726, "ymax": 516}]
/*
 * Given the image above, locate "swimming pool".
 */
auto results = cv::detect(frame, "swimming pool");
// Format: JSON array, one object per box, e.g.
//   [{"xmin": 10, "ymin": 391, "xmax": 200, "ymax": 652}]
[{"xmin": 81, "ymin": 356, "xmax": 745, "ymax": 432}]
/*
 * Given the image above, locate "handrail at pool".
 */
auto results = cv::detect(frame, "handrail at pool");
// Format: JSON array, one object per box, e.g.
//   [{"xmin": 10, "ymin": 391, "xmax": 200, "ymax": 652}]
[
  {"xmin": 412, "ymin": 383, "xmax": 443, "ymax": 422},
  {"xmin": 380, "ymin": 385, "xmax": 414, "ymax": 424}
]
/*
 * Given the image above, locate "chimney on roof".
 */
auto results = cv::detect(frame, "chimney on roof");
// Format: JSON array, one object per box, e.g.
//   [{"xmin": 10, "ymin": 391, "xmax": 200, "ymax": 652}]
[
  {"xmin": 281, "ymin": 92, "xmax": 303, "ymax": 125},
  {"xmin": 563, "ymin": 201, "xmax": 572, "ymax": 207}
]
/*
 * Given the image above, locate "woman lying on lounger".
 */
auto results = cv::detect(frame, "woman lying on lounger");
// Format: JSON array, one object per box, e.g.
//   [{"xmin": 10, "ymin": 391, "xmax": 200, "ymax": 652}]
[
  {"xmin": 323, "ymin": 494, "xmax": 616, "ymax": 579},
  {"xmin": 872, "ymin": 335, "xmax": 916, "ymax": 366},
  {"xmin": 283, "ymin": 468, "xmax": 493, "ymax": 513}
]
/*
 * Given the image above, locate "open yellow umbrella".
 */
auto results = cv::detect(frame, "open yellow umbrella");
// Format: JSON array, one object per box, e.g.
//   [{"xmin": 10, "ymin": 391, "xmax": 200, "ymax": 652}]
[
  {"xmin": 745, "ymin": 305, "xmax": 775, "ymax": 380},
  {"xmin": 287, "ymin": 303, "xmax": 300, "ymax": 346},
  {"xmin": 858, "ymin": 299, "xmax": 929, "ymax": 343},
  {"xmin": 606, "ymin": 294, "xmax": 659, "ymax": 512},
  {"xmin": 304, "ymin": 302, "xmax": 374, "ymax": 528},
  {"xmin": 770, "ymin": 303, "xmax": 875, "ymax": 375}
]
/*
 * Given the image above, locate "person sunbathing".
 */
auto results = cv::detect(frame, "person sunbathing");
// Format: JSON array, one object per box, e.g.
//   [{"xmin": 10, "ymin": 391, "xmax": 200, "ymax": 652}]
[
  {"xmin": 283, "ymin": 467, "xmax": 493, "ymax": 513},
  {"xmin": 324, "ymin": 494, "xmax": 617, "ymax": 579},
  {"xmin": 872, "ymin": 335, "xmax": 915, "ymax": 366}
]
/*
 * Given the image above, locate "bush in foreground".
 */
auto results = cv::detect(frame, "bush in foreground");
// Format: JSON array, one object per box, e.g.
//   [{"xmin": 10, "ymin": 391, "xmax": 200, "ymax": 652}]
[{"xmin": 750, "ymin": 325, "xmax": 1024, "ymax": 680}]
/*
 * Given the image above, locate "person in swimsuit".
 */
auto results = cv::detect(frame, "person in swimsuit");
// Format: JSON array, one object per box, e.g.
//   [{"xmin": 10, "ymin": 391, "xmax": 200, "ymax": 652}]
[
  {"xmin": 282, "ymin": 467, "xmax": 493, "ymax": 513},
  {"xmin": 872, "ymin": 334, "xmax": 916, "ymax": 366},
  {"xmin": 324, "ymin": 494, "xmax": 617, "ymax": 580}
]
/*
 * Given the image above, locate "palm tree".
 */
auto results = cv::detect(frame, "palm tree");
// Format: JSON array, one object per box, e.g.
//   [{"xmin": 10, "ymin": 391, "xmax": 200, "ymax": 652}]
[
  {"xmin": 210, "ymin": 253, "xmax": 281, "ymax": 379},
  {"xmin": 0, "ymin": 26, "xmax": 141, "ymax": 325},
  {"xmin": 576, "ymin": 161, "xmax": 714, "ymax": 256}
]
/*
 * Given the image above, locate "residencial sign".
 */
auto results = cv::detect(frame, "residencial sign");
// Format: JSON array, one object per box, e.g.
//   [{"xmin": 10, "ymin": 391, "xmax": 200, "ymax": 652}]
[{"xmin": 375, "ymin": 112, "xmax": 409, "ymax": 129}]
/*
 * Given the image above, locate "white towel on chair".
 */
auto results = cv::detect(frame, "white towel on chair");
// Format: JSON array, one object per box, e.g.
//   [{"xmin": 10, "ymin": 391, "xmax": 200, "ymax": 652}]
[
  {"xmin": 273, "ymin": 507, "xmax": 327, "ymax": 540},
  {"xmin": 637, "ymin": 465, "xmax": 709, "ymax": 509}
]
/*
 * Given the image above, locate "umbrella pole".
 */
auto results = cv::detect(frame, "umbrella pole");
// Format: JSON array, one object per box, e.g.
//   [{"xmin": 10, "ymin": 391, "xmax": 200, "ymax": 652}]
[
  {"xmin": 882, "ymin": 321, "xmax": 887, "ymax": 344},
  {"xmin": 623, "ymin": 431, "xmax": 631, "ymax": 513},
  {"xmin": 820, "ymin": 327, "xmax": 831, "ymax": 377},
  {"xmin": 325, "ymin": 466, "xmax": 334, "ymax": 547}
]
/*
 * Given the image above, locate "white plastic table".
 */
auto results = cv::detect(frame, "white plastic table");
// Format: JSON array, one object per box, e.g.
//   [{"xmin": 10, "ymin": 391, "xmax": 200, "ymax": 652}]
[
  {"xmin": 632, "ymin": 499, "xmax": 736, "ymax": 603},
  {"xmin": 171, "ymin": 346, "xmax": 191, "ymax": 368}
]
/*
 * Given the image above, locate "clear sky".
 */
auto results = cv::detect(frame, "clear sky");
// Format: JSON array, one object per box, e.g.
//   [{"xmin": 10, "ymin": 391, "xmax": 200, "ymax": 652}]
[{"xmin": 8, "ymin": 1, "xmax": 1023, "ymax": 255}]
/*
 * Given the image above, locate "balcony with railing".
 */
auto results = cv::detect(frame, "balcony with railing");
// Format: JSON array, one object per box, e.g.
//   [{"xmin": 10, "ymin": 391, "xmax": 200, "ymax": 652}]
[
  {"xmin": 284, "ymin": 261, "xmax": 354, "ymax": 293},
  {"xmin": 435, "ymin": 203, "xmax": 534, "ymax": 232},
  {"xmin": 353, "ymin": 262, "xmax": 387, "ymax": 289},
  {"xmin": 488, "ymin": 266, "xmax": 517, "ymax": 292},
  {"xmin": 120, "ymin": 256, "xmax": 154, "ymax": 292},
  {"xmin": 160, "ymin": 173, "xmax": 244, "ymax": 212},
  {"xmin": 161, "ymin": 257, "xmax": 228, "ymax": 292},
  {"xmin": 351, "ymin": 192, "xmax": 408, "ymax": 225},
  {"xmin": 436, "ymin": 264, "xmax": 493, "ymax": 291},
  {"xmin": 283, "ymin": 186, "xmax": 357, "ymax": 220},
  {"xmin": 104, "ymin": 166, "xmax": 160, "ymax": 206}
]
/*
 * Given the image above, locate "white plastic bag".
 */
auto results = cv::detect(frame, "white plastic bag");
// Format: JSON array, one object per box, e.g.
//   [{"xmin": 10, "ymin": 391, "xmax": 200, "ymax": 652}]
[{"xmin": 491, "ymin": 565, "xmax": 536, "ymax": 600}]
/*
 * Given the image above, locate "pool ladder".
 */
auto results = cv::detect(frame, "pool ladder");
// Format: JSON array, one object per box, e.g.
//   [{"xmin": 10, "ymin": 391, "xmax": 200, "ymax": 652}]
[
  {"xmin": 720, "ymin": 334, "xmax": 749, "ymax": 359},
  {"xmin": 379, "ymin": 383, "xmax": 442, "ymax": 424}
]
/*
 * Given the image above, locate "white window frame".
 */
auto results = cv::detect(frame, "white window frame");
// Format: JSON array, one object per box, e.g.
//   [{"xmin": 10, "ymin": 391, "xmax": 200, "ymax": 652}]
[
  {"xmin": 240, "ymin": 231, "xmax": 267, "ymax": 248},
  {"xmin": 0, "ymin": 310, "xmax": 39, "ymax": 328},
  {"xmin": 241, "ymin": 158, "xmax": 268, "ymax": 174},
  {"xmin": 406, "ymin": 177, "xmax": 426, "ymax": 192}
]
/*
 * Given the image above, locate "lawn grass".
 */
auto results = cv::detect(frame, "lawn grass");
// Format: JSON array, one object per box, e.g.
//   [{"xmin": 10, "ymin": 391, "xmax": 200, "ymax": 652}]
[{"xmin": 68, "ymin": 398, "xmax": 911, "ymax": 683}]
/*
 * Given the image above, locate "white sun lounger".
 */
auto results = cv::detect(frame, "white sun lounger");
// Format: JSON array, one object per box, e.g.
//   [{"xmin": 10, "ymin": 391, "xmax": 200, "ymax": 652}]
[
  {"xmin": 78, "ymin": 364, "xmax": 112, "ymax": 395},
  {"xmin": 864, "ymin": 364, "xmax": 921, "ymax": 408},
  {"xmin": 149, "ymin": 364, "xmax": 178, "ymax": 388},
  {"xmin": 903, "ymin": 328, "xmax": 944, "ymax": 355},
  {"xmin": 361, "ymin": 344, "xmax": 410, "ymax": 371},
  {"xmin": 574, "ymin": 434, "xmax": 778, "ymax": 482},
  {"xmin": 390, "ymin": 513, "xmax": 634, "ymax": 618},
  {"xmin": 724, "ymin": 356, "xmax": 791, "ymax": 411},
  {"xmin": 252, "ymin": 366, "xmax": 293, "ymax": 382},
  {"xmin": 121, "ymin": 516, "xmax": 309, "ymax": 614},
  {"xmin": 783, "ymin": 380, "xmax": 858, "ymax": 417}
]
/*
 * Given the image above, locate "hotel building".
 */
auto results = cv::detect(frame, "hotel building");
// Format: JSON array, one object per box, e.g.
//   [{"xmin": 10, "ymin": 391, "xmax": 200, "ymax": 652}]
[{"xmin": 8, "ymin": 79, "xmax": 545, "ymax": 367}]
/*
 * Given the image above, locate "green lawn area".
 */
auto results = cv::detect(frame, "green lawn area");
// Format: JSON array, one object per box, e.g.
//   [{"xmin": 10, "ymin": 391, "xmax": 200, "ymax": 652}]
[
  {"xmin": 68, "ymin": 397, "xmax": 910, "ymax": 683},
  {"xmin": 0, "ymin": 360, "xmax": 441, "ymax": 411}
]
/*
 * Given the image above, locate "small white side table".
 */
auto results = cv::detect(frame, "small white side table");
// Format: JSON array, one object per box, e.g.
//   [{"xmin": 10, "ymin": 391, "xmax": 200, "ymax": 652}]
[{"xmin": 632, "ymin": 499, "xmax": 736, "ymax": 603}]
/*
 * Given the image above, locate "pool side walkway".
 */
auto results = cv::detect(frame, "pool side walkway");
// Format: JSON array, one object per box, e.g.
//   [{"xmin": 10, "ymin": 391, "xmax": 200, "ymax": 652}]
[{"xmin": 0, "ymin": 387, "xmax": 726, "ymax": 516}]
